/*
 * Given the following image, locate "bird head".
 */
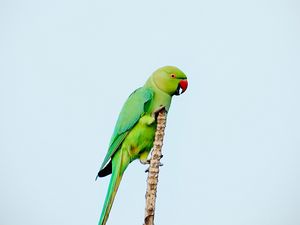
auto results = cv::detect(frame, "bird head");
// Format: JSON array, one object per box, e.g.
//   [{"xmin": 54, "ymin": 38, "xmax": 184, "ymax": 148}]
[{"xmin": 151, "ymin": 66, "xmax": 188, "ymax": 96}]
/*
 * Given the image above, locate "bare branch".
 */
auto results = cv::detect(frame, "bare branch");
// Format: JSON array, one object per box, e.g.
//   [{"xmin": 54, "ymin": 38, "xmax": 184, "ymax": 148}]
[{"xmin": 144, "ymin": 108, "xmax": 167, "ymax": 225}]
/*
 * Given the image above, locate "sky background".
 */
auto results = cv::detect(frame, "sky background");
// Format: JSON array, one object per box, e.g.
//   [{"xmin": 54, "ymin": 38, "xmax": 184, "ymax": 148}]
[{"xmin": 1, "ymin": 0, "xmax": 300, "ymax": 225}]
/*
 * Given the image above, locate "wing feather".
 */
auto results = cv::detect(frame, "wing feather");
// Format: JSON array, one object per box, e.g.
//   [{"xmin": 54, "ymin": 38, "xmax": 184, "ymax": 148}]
[{"xmin": 99, "ymin": 87, "xmax": 153, "ymax": 171}]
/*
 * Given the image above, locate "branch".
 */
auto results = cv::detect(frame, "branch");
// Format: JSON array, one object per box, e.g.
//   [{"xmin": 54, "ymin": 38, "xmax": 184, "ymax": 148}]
[{"xmin": 144, "ymin": 108, "xmax": 167, "ymax": 225}]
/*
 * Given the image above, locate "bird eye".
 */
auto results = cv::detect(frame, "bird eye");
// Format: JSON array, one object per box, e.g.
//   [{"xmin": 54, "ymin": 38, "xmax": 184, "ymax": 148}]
[{"xmin": 171, "ymin": 74, "xmax": 176, "ymax": 78}]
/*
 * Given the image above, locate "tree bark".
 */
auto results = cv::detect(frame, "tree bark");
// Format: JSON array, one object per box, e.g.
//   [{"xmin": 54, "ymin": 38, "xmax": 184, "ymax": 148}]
[{"xmin": 144, "ymin": 108, "xmax": 167, "ymax": 225}]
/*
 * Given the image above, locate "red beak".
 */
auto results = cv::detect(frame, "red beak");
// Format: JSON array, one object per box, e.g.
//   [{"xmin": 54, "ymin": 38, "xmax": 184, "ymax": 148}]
[{"xmin": 179, "ymin": 79, "xmax": 188, "ymax": 94}]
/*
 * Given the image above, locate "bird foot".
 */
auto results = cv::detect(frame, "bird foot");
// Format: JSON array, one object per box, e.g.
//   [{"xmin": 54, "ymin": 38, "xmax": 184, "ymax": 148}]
[
  {"xmin": 145, "ymin": 162, "xmax": 164, "ymax": 173},
  {"xmin": 140, "ymin": 159, "xmax": 150, "ymax": 165}
]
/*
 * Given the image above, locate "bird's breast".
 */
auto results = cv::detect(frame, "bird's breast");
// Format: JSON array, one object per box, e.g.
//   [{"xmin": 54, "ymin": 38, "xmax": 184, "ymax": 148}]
[{"xmin": 122, "ymin": 115, "xmax": 156, "ymax": 161}]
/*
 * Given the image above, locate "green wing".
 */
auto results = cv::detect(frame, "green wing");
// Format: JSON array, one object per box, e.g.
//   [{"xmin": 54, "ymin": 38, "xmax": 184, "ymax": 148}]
[{"xmin": 99, "ymin": 87, "xmax": 153, "ymax": 171}]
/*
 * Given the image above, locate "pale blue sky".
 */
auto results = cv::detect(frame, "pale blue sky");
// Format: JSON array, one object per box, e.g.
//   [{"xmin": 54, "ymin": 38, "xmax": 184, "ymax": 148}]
[{"xmin": 1, "ymin": 0, "xmax": 300, "ymax": 225}]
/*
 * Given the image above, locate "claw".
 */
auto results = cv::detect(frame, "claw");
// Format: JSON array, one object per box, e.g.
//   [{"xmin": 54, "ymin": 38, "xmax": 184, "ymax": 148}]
[{"xmin": 145, "ymin": 162, "xmax": 163, "ymax": 173}]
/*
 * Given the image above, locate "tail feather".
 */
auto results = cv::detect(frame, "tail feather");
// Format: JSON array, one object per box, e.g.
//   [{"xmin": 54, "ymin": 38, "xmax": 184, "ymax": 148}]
[{"xmin": 98, "ymin": 149, "xmax": 128, "ymax": 225}]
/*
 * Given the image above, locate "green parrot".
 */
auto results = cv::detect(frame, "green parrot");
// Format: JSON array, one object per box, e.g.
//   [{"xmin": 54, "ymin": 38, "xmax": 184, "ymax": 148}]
[{"xmin": 96, "ymin": 66, "xmax": 188, "ymax": 225}]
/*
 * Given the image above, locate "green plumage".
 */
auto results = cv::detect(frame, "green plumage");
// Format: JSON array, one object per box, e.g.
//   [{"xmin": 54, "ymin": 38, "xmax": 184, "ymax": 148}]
[{"xmin": 97, "ymin": 66, "xmax": 188, "ymax": 225}]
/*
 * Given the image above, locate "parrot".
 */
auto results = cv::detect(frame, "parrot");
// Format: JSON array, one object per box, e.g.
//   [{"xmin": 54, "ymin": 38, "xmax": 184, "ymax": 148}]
[{"xmin": 96, "ymin": 65, "xmax": 188, "ymax": 225}]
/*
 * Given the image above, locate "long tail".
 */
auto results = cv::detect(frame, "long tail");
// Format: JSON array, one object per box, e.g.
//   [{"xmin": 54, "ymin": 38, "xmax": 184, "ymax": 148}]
[{"xmin": 98, "ymin": 149, "xmax": 129, "ymax": 225}]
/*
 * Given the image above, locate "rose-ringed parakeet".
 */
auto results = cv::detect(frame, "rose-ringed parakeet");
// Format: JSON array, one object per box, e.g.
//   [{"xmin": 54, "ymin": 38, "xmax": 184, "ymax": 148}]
[{"xmin": 96, "ymin": 66, "xmax": 188, "ymax": 225}]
